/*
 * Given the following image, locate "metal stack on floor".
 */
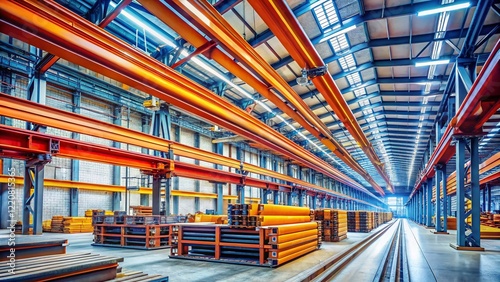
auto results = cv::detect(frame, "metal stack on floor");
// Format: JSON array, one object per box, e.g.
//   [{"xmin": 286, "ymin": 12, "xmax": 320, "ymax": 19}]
[
  {"xmin": 348, "ymin": 211, "xmax": 374, "ymax": 233},
  {"xmin": 228, "ymin": 204, "xmax": 313, "ymax": 227},
  {"xmin": 93, "ymin": 215, "xmax": 178, "ymax": 250},
  {"xmin": 170, "ymin": 204, "xmax": 320, "ymax": 267},
  {"xmin": 314, "ymin": 209, "xmax": 348, "ymax": 242}
]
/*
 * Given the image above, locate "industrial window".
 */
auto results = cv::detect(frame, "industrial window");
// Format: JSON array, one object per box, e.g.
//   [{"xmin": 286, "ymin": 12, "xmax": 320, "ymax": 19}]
[
  {"xmin": 353, "ymin": 88, "xmax": 366, "ymax": 97},
  {"xmin": 346, "ymin": 72, "xmax": 361, "ymax": 86},
  {"xmin": 329, "ymin": 34, "xmax": 349, "ymax": 53},
  {"xmin": 313, "ymin": 1, "xmax": 339, "ymax": 31},
  {"xmin": 366, "ymin": 116, "xmax": 376, "ymax": 122},
  {"xmin": 358, "ymin": 99, "xmax": 370, "ymax": 107},
  {"xmin": 362, "ymin": 109, "xmax": 373, "ymax": 115},
  {"xmin": 338, "ymin": 54, "xmax": 356, "ymax": 71}
]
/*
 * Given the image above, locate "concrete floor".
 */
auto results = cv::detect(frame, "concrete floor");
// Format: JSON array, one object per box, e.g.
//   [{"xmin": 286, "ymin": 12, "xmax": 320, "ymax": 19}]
[{"xmin": 1, "ymin": 220, "xmax": 500, "ymax": 281}]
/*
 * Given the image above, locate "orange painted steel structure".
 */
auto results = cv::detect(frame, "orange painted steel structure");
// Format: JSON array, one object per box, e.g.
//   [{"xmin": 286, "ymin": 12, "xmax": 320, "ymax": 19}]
[
  {"xmin": 0, "ymin": 175, "xmax": 239, "ymax": 200},
  {"xmin": 152, "ymin": 0, "xmax": 385, "ymax": 195},
  {"xmin": 0, "ymin": 92, "xmax": 383, "ymax": 205},
  {"xmin": 0, "ymin": 0, "xmax": 381, "ymax": 198},
  {"xmin": 248, "ymin": 0, "xmax": 393, "ymax": 194},
  {"xmin": 409, "ymin": 40, "xmax": 500, "ymax": 200},
  {"xmin": 0, "ymin": 124, "xmax": 379, "ymax": 208},
  {"xmin": 36, "ymin": 0, "xmax": 133, "ymax": 73}
]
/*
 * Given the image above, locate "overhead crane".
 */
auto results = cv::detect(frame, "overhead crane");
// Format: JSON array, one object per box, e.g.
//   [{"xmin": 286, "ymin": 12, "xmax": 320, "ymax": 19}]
[
  {"xmin": 0, "ymin": 92, "xmax": 382, "ymax": 203},
  {"xmin": 0, "ymin": 0, "xmax": 386, "ymax": 199},
  {"xmin": 138, "ymin": 0, "xmax": 387, "ymax": 196},
  {"xmin": 0, "ymin": 94, "xmax": 384, "ymax": 206}
]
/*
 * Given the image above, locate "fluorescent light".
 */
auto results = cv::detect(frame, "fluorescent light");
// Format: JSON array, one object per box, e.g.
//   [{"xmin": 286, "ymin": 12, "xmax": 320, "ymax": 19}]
[
  {"xmin": 415, "ymin": 59, "xmax": 450, "ymax": 67},
  {"xmin": 418, "ymin": 2, "xmax": 470, "ymax": 16},
  {"xmin": 319, "ymin": 25, "xmax": 357, "ymax": 43}
]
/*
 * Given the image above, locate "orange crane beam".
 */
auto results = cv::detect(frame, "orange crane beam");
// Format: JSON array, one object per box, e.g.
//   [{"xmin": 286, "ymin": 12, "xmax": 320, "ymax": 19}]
[
  {"xmin": 0, "ymin": 0, "xmax": 376, "ymax": 196},
  {"xmin": 248, "ymin": 0, "xmax": 393, "ymax": 193},
  {"xmin": 0, "ymin": 124, "xmax": 379, "ymax": 207},
  {"xmin": 0, "ymin": 92, "xmax": 380, "ymax": 200},
  {"xmin": 160, "ymin": 0, "xmax": 384, "ymax": 196}
]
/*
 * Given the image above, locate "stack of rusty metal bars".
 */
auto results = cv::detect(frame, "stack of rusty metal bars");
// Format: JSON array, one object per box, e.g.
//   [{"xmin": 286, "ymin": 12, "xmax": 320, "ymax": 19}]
[{"xmin": 314, "ymin": 209, "xmax": 348, "ymax": 242}]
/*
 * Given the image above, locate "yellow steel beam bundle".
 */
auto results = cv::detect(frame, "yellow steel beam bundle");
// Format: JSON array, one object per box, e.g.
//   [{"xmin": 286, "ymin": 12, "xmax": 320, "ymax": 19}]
[
  {"xmin": 269, "ymin": 240, "xmax": 318, "ymax": 259},
  {"xmin": 267, "ymin": 222, "xmax": 319, "ymax": 236},
  {"xmin": 270, "ymin": 235, "xmax": 318, "ymax": 250},
  {"xmin": 258, "ymin": 215, "xmax": 313, "ymax": 226},
  {"xmin": 258, "ymin": 204, "xmax": 313, "ymax": 216},
  {"xmin": 269, "ymin": 229, "xmax": 318, "ymax": 244}
]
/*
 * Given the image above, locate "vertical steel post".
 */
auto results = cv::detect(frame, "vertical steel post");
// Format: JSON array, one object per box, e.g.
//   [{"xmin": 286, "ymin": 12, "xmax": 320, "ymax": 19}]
[
  {"xmin": 470, "ymin": 137, "xmax": 480, "ymax": 246},
  {"xmin": 427, "ymin": 177, "xmax": 434, "ymax": 227},
  {"xmin": 215, "ymin": 143, "xmax": 224, "ymax": 214},
  {"xmin": 152, "ymin": 175, "xmax": 162, "ymax": 215},
  {"xmin": 442, "ymin": 164, "xmax": 448, "ymax": 232},
  {"xmin": 112, "ymin": 106, "xmax": 122, "ymax": 211},
  {"xmin": 70, "ymin": 91, "xmax": 80, "ymax": 216},
  {"xmin": 487, "ymin": 185, "xmax": 491, "ymax": 212},
  {"xmin": 194, "ymin": 132, "xmax": 200, "ymax": 211},
  {"xmin": 456, "ymin": 138, "xmax": 466, "ymax": 246},
  {"xmin": 435, "ymin": 167, "xmax": 441, "ymax": 231}
]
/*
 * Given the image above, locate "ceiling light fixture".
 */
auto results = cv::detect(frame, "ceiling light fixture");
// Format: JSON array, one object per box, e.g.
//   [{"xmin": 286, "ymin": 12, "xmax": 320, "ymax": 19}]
[
  {"xmin": 417, "ymin": 2, "xmax": 471, "ymax": 16},
  {"xmin": 415, "ymin": 59, "xmax": 450, "ymax": 67},
  {"xmin": 319, "ymin": 25, "xmax": 357, "ymax": 43}
]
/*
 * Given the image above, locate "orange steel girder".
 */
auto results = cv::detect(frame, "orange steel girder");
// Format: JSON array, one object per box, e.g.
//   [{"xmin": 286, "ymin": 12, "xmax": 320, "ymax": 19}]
[
  {"xmin": 248, "ymin": 0, "xmax": 393, "ymax": 194},
  {"xmin": 160, "ymin": 0, "xmax": 385, "ymax": 196},
  {"xmin": 0, "ymin": 0, "xmax": 375, "ymax": 195},
  {"xmin": 0, "ymin": 92, "xmax": 377, "ymax": 200},
  {"xmin": 0, "ymin": 124, "xmax": 379, "ymax": 207}
]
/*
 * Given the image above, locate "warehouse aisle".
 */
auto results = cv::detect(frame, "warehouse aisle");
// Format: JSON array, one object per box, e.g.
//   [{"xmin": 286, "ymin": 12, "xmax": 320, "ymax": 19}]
[{"xmin": 405, "ymin": 219, "xmax": 500, "ymax": 282}]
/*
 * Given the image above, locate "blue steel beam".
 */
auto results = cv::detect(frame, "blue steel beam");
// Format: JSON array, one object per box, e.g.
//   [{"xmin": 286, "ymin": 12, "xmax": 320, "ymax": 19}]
[
  {"xmin": 252, "ymin": 0, "xmax": 480, "ymax": 48},
  {"xmin": 271, "ymin": 24, "xmax": 498, "ymax": 70}
]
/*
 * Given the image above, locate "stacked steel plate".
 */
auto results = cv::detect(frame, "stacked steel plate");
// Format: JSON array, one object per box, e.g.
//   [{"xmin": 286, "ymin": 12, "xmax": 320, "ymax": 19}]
[
  {"xmin": 348, "ymin": 211, "xmax": 374, "ymax": 232},
  {"xmin": 314, "ymin": 209, "xmax": 348, "ymax": 242}
]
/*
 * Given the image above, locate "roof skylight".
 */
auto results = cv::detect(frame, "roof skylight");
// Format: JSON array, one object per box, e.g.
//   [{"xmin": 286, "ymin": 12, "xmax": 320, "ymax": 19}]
[{"xmin": 313, "ymin": 1, "xmax": 339, "ymax": 31}]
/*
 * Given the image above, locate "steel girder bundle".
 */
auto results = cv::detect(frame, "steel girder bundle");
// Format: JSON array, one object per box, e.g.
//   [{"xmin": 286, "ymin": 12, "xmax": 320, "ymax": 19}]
[
  {"xmin": 0, "ymin": 0, "xmax": 378, "ymax": 197},
  {"xmin": 247, "ymin": 0, "xmax": 393, "ymax": 194},
  {"xmin": 0, "ymin": 93, "xmax": 380, "ymax": 207},
  {"xmin": 153, "ymin": 0, "xmax": 386, "ymax": 196}
]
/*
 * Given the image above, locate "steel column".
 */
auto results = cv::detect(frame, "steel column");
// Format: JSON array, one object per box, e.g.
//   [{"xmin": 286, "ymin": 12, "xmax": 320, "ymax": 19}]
[
  {"xmin": 442, "ymin": 164, "xmax": 448, "ymax": 232},
  {"xmin": 427, "ymin": 177, "xmax": 433, "ymax": 227},
  {"xmin": 456, "ymin": 138, "xmax": 466, "ymax": 246},
  {"xmin": 487, "ymin": 185, "xmax": 491, "ymax": 212},
  {"xmin": 112, "ymin": 106, "xmax": 122, "ymax": 211},
  {"xmin": 215, "ymin": 142, "xmax": 224, "ymax": 214},
  {"xmin": 140, "ymin": 116, "xmax": 150, "ymax": 207},
  {"xmin": 152, "ymin": 175, "xmax": 162, "ymax": 215},
  {"xmin": 236, "ymin": 146, "xmax": 245, "ymax": 204},
  {"xmin": 23, "ymin": 155, "xmax": 50, "ymax": 235},
  {"xmin": 469, "ymin": 137, "xmax": 481, "ymax": 247},
  {"xmin": 435, "ymin": 166, "xmax": 442, "ymax": 231},
  {"xmin": 194, "ymin": 132, "xmax": 200, "ymax": 211},
  {"xmin": 69, "ymin": 91, "xmax": 80, "ymax": 216}
]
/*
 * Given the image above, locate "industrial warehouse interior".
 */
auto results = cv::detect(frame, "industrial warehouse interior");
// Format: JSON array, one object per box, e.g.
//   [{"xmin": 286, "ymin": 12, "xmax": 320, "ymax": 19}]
[{"xmin": 0, "ymin": 0, "xmax": 499, "ymax": 281}]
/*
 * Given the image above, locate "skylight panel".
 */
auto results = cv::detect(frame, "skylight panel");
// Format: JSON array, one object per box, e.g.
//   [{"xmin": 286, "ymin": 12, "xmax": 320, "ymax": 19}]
[
  {"xmin": 329, "ymin": 34, "xmax": 349, "ymax": 53},
  {"xmin": 346, "ymin": 72, "xmax": 362, "ymax": 86},
  {"xmin": 359, "ymin": 99, "xmax": 370, "ymax": 107},
  {"xmin": 353, "ymin": 88, "xmax": 366, "ymax": 97},
  {"xmin": 362, "ymin": 109, "xmax": 373, "ymax": 115},
  {"xmin": 338, "ymin": 53, "xmax": 356, "ymax": 71},
  {"xmin": 313, "ymin": 1, "xmax": 339, "ymax": 31}
]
